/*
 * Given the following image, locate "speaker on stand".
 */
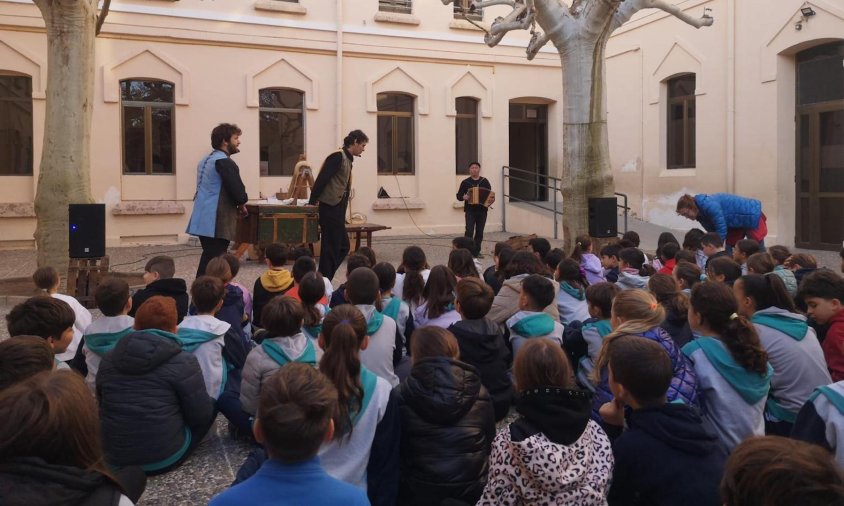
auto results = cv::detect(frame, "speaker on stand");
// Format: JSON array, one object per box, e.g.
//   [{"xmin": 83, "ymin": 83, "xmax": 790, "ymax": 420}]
[
  {"xmin": 69, "ymin": 204, "xmax": 106, "ymax": 258},
  {"xmin": 588, "ymin": 197, "xmax": 618, "ymax": 238}
]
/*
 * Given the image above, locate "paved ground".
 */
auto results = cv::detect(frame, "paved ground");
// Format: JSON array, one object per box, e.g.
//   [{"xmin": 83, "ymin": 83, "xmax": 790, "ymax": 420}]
[{"xmin": 0, "ymin": 220, "xmax": 840, "ymax": 504}]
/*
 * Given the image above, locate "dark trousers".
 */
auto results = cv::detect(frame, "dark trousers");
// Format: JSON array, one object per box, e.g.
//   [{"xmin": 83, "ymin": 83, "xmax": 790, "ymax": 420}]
[
  {"xmin": 113, "ymin": 466, "xmax": 147, "ymax": 504},
  {"xmin": 197, "ymin": 236, "xmax": 230, "ymax": 278},
  {"xmin": 146, "ymin": 415, "xmax": 216, "ymax": 476},
  {"xmin": 318, "ymin": 200, "xmax": 349, "ymax": 281},
  {"xmin": 464, "ymin": 209, "xmax": 488, "ymax": 256}
]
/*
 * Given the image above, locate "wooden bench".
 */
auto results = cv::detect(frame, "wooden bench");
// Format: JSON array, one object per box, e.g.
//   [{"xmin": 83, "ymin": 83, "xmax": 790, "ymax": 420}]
[{"xmin": 347, "ymin": 223, "xmax": 391, "ymax": 252}]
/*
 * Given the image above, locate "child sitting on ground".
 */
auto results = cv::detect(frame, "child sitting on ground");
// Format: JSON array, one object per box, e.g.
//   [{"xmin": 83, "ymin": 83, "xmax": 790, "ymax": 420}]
[
  {"xmin": 701, "ymin": 232, "xmax": 730, "ymax": 269},
  {"xmin": 683, "ymin": 228, "xmax": 708, "ymax": 271},
  {"xmin": 82, "ymin": 278, "xmax": 134, "ymax": 391},
  {"xmin": 241, "ymin": 296, "xmax": 320, "ymax": 417},
  {"xmin": 129, "ymin": 255, "xmax": 188, "ymax": 323},
  {"xmin": 0, "ymin": 336, "xmax": 54, "ymax": 390},
  {"xmin": 223, "ymin": 253, "xmax": 253, "ymax": 328},
  {"xmin": 373, "ymin": 262, "xmax": 414, "ymax": 355},
  {"xmin": 448, "ymin": 248, "xmax": 480, "ymax": 280},
  {"xmin": 786, "ymin": 253, "xmax": 819, "ymax": 285},
  {"xmin": 745, "ymin": 252, "xmax": 775, "ymax": 275},
  {"xmin": 591, "ymin": 289, "xmax": 698, "ymax": 424},
  {"xmin": 356, "ymin": 246, "xmax": 377, "ymax": 268},
  {"xmin": 394, "ymin": 246, "xmax": 431, "ymax": 311},
  {"xmin": 453, "ymin": 236, "xmax": 483, "ymax": 270},
  {"xmin": 673, "ymin": 260, "xmax": 703, "ymax": 296},
  {"xmin": 600, "ymin": 336, "xmax": 727, "ymax": 506},
  {"xmin": 300, "ymin": 272, "xmax": 329, "ymax": 344},
  {"xmin": 345, "ymin": 268, "xmax": 401, "ymax": 387},
  {"xmin": 449, "ymin": 277, "xmax": 513, "ymax": 421},
  {"xmin": 683, "ymin": 282, "xmax": 772, "ymax": 451},
  {"xmin": 733, "ymin": 239, "xmax": 761, "ymax": 275},
  {"xmin": 392, "ymin": 327, "xmax": 495, "ymax": 505},
  {"xmin": 253, "ymin": 243, "xmax": 294, "ymax": 328},
  {"xmin": 555, "ymin": 258, "xmax": 591, "ymax": 324},
  {"xmin": 97, "ymin": 296, "xmax": 215, "ymax": 474},
  {"xmin": 290, "ymin": 246, "xmax": 334, "ymax": 300},
  {"xmin": 600, "ymin": 244, "xmax": 621, "ymax": 283},
  {"xmin": 507, "ymin": 274, "xmax": 565, "ymax": 355},
  {"xmin": 528, "ymin": 237, "xmax": 551, "ymax": 263},
  {"xmin": 706, "ymin": 256, "xmax": 743, "ymax": 286},
  {"xmin": 414, "ymin": 265, "xmax": 462, "ymax": 329},
  {"xmin": 767, "ymin": 245, "xmax": 798, "ymax": 297},
  {"xmin": 544, "ymin": 248, "xmax": 566, "ymax": 273},
  {"xmin": 571, "ymin": 235, "xmax": 605, "ymax": 284},
  {"xmin": 734, "ymin": 274, "xmax": 830, "ymax": 436},
  {"xmin": 6, "ymin": 296, "xmax": 75, "ymax": 370},
  {"xmin": 798, "ymin": 270, "xmax": 844, "ymax": 381},
  {"xmin": 329, "ymin": 254, "xmax": 371, "ymax": 308},
  {"xmin": 568, "ymin": 282, "xmax": 618, "ymax": 391},
  {"xmin": 649, "ymin": 273, "xmax": 693, "ymax": 348},
  {"xmin": 615, "ymin": 247, "xmax": 654, "ymax": 290},
  {"xmin": 287, "ymin": 256, "xmax": 328, "ymax": 305},
  {"xmin": 792, "ymin": 379, "xmax": 844, "ymax": 467},
  {"xmin": 32, "ymin": 266, "xmax": 92, "ymax": 365},
  {"xmin": 478, "ymin": 339, "xmax": 613, "ymax": 505},
  {"xmin": 200, "ymin": 260, "xmax": 250, "ymax": 367},
  {"xmin": 211, "ymin": 363, "xmax": 369, "ymax": 506},
  {"xmin": 657, "ymin": 242, "xmax": 680, "ymax": 276}
]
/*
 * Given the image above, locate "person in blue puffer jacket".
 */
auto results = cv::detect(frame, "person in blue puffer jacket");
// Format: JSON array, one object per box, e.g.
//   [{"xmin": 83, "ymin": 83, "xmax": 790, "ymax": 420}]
[
  {"xmin": 676, "ymin": 193, "xmax": 767, "ymax": 254},
  {"xmin": 590, "ymin": 289, "xmax": 698, "ymax": 426}
]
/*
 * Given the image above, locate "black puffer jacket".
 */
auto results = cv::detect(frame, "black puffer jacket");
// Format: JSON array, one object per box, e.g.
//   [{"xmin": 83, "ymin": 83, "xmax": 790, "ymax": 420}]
[
  {"xmin": 660, "ymin": 305, "xmax": 693, "ymax": 349},
  {"xmin": 0, "ymin": 457, "xmax": 125, "ymax": 506},
  {"xmin": 392, "ymin": 357, "xmax": 496, "ymax": 506},
  {"xmin": 130, "ymin": 278, "xmax": 189, "ymax": 323},
  {"xmin": 96, "ymin": 330, "xmax": 214, "ymax": 468},
  {"xmin": 448, "ymin": 318, "xmax": 513, "ymax": 420}
]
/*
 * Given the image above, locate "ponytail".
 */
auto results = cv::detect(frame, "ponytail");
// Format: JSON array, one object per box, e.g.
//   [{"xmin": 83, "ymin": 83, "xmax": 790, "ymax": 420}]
[
  {"xmin": 556, "ymin": 258, "xmax": 588, "ymax": 291},
  {"xmin": 648, "ymin": 273, "xmax": 688, "ymax": 317},
  {"xmin": 299, "ymin": 272, "xmax": 326, "ymax": 327},
  {"xmin": 570, "ymin": 234, "xmax": 591, "ymax": 263},
  {"xmin": 673, "ymin": 262, "xmax": 702, "ymax": 291},
  {"xmin": 619, "ymin": 247, "xmax": 652, "ymax": 277},
  {"xmin": 690, "ymin": 283, "xmax": 769, "ymax": 375},
  {"xmin": 737, "ymin": 274, "xmax": 796, "ymax": 313},
  {"xmin": 399, "ymin": 246, "xmax": 428, "ymax": 306},
  {"xmin": 319, "ymin": 305, "xmax": 367, "ymax": 437}
]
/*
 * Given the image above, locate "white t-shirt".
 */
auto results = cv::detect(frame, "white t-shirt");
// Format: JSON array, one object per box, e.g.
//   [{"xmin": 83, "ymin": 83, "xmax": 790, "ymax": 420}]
[{"xmin": 52, "ymin": 293, "xmax": 92, "ymax": 362}]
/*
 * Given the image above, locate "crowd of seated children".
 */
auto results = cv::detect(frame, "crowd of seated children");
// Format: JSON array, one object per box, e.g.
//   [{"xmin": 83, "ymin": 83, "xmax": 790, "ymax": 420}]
[
  {"xmin": 543, "ymin": 247, "xmax": 566, "ymax": 273},
  {"xmin": 482, "ymin": 242, "xmax": 515, "ymax": 295},
  {"xmin": 786, "ymin": 252, "xmax": 819, "ymax": 285},
  {"xmin": 615, "ymin": 247, "xmax": 654, "ymax": 290},
  {"xmin": 97, "ymin": 296, "xmax": 215, "ymax": 474},
  {"xmin": 673, "ymin": 260, "xmax": 702, "ymax": 296},
  {"xmin": 329, "ymin": 253, "xmax": 371, "ymax": 308},
  {"xmin": 449, "ymin": 277, "xmax": 513, "ymax": 421},
  {"xmin": 706, "ymin": 255, "xmax": 743, "ymax": 286},
  {"xmin": 652, "ymin": 232, "xmax": 680, "ymax": 272},
  {"xmin": 683, "ymin": 282, "xmax": 772, "ymax": 452},
  {"xmin": 488, "ymin": 251, "xmax": 560, "ymax": 324},
  {"xmin": 478, "ymin": 339, "xmax": 613, "ymax": 505},
  {"xmin": 733, "ymin": 239, "xmax": 761, "ymax": 275},
  {"xmin": 674, "ymin": 248, "xmax": 697, "ymax": 265},
  {"xmin": 204, "ymin": 257, "xmax": 247, "ymax": 344},
  {"xmin": 414, "ymin": 265, "xmax": 461, "ymax": 329},
  {"xmin": 252, "ymin": 243, "xmax": 293, "ymax": 328},
  {"xmin": 656, "ymin": 242, "xmax": 680, "ymax": 276},
  {"xmin": 299, "ymin": 271, "xmax": 329, "ymax": 343},
  {"xmin": 82, "ymin": 278, "xmax": 135, "ymax": 390},
  {"xmin": 555, "ymin": 258, "xmax": 591, "ymax": 324},
  {"xmin": 528, "ymin": 237, "xmax": 551, "ymax": 263},
  {"xmin": 0, "ymin": 370, "xmax": 147, "ymax": 505},
  {"xmin": 767, "ymin": 245, "xmax": 799, "ymax": 297},
  {"xmin": 129, "ymin": 255, "xmax": 188, "ymax": 323},
  {"xmin": 701, "ymin": 232, "xmax": 730, "ymax": 269},
  {"xmin": 373, "ymin": 262, "xmax": 414, "ymax": 355},
  {"xmin": 6, "ymin": 296, "xmax": 75, "ymax": 370},
  {"xmin": 0, "ymin": 335, "xmax": 53, "ymax": 390},
  {"xmin": 286, "ymin": 256, "xmax": 327, "ymax": 305},
  {"xmin": 570, "ymin": 235, "xmax": 605, "ymax": 284},
  {"xmin": 800, "ymin": 270, "xmax": 844, "ymax": 381},
  {"xmin": 345, "ymin": 268, "xmax": 401, "ymax": 387},
  {"xmin": 391, "ymin": 326, "xmax": 495, "ymax": 505},
  {"xmin": 590, "ymin": 289, "xmax": 697, "ymax": 425},
  {"xmin": 452, "ymin": 236, "xmax": 483, "ymax": 272},
  {"xmin": 599, "ymin": 335, "xmax": 727, "ymax": 506},
  {"xmin": 683, "ymin": 228, "xmax": 708, "ymax": 271},
  {"xmin": 211, "ymin": 363, "xmax": 369, "ymax": 506},
  {"xmin": 566, "ymin": 282, "xmax": 618, "ymax": 390},
  {"xmin": 222, "ymin": 253, "xmax": 252, "ymax": 329},
  {"xmin": 290, "ymin": 246, "xmax": 334, "ymax": 299},
  {"xmin": 600, "ymin": 244, "xmax": 621, "ymax": 283},
  {"xmin": 32, "ymin": 266, "xmax": 92, "ymax": 365},
  {"xmin": 648, "ymin": 273, "xmax": 693, "ymax": 348},
  {"xmin": 394, "ymin": 246, "xmax": 430, "ymax": 312},
  {"xmin": 507, "ymin": 274, "xmax": 564, "ymax": 355},
  {"xmin": 745, "ymin": 252, "xmax": 774, "ymax": 275},
  {"xmin": 448, "ymin": 248, "xmax": 480, "ymax": 280}
]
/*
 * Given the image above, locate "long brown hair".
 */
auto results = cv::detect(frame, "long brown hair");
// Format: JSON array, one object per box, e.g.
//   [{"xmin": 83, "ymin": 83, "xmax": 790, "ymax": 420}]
[
  {"xmin": 514, "ymin": 339, "xmax": 574, "ymax": 391},
  {"xmin": 649, "ymin": 273, "xmax": 688, "ymax": 317},
  {"xmin": 0, "ymin": 371, "xmax": 115, "ymax": 479},
  {"xmin": 690, "ymin": 282, "xmax": 769, "ymax": 375},
  {"xmin": 319, "ymin": 305, "xmax": 367, "ymax": 438},
  {"xmin": 398, "ymin": 246, "xmax": 428, "ymax": 306},
  {"xmin": 421, "ymin": 265, "xmax": 457, "ymax": 319},
  {"xmin": 448, "ymin": 249, "xmax": 479, "ymax": 279},
  {"xmin": 298, "ymin": 272, "xmax": 325, "ymax": 327},
  {"xmin": 411, "ymin": 326, "xmax": 460, "ymax": 362}
]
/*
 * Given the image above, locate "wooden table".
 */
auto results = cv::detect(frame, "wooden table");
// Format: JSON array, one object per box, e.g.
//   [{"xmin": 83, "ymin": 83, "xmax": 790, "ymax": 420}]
[{"xmin": 347, "ymin": 223, "xmax": 390, "ymax": 252}]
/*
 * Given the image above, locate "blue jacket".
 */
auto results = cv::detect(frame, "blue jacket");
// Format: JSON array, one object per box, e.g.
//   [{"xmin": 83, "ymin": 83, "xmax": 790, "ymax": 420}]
[
  {"xmin": 693, "ymin": 193, "xmax": 762, "ymax": 240},
  {"xmin": 186, "ymin": 150, "xmax": 248, "ymax": 241},
  {"xmin": 211, "ymin": 457, "xmax": 370, "ymax": 506}
]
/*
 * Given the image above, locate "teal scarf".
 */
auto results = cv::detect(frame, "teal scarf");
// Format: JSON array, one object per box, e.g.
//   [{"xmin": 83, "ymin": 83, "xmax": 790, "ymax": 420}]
[
  {"xmin": 511, "ymin": 313, "xmax": 556, "ymax": 338},
  {"xmin": 303, "ymin": 307, "xmax": 330, "ymax": 339},
  {"xmin": 382, "ymin": 297, "xmax": 402, "ymax": 321},
  {"xmin": 752, "ymin": 312, "xmax": 808, "ymax": 341},
  {"xmin": 262, "ymin": 339, "xmax": 317, "ymax": 367},
  {"xmin": 85, "ymin": 327, "xmax": 134, "ymax": 356},
  {"xmin": 683, "ymin": 336, "xmax": 772, "ymax": 405},
  {"xmin": 583, "ymin": 319, "xmax": 612, "ymax": 338},
  {"xmin": 367, "ymin": 310, "xmax": 384, "ymax": 335},
  {"xmin": 349, "ymin": 367, "xmax": 378, "ymax": 428},
  {"xmin": 560, "ymin": 282, "xmax": 585, "ymax": 301},
  {"xmin": 810, "ymin": 385, "xmax": 844, "ymax": 415},
  {"xmin": 148, "ymin": 328, "xmax": 228, "ymax": 397}
]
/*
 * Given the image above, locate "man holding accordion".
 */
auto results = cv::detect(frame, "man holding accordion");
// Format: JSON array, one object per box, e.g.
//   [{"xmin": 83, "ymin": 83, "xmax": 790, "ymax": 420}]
[{"xmin": 456, "ymin": 161, "xmax": 494, "ymax": 257}]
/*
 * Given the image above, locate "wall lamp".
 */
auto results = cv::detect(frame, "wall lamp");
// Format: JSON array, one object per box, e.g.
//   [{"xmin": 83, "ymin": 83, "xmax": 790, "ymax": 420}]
[{"xmin": 800, "ymin": 6, "xmax": 816, "ymax": 17}]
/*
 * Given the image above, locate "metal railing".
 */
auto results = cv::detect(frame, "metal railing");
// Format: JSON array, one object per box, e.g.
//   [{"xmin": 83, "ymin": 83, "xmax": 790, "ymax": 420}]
[{"xmin": 500, "ymin": 165, "xmax": 630, "ymax": 239}]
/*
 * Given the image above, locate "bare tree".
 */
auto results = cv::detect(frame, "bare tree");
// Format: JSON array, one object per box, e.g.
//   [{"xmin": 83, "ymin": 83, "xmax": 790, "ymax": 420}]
[
  {"xmin": 31, "ymin": 0, "xmax": 111, "ymax": 269},
  {"xmin": 448, "ymin": 0, "xmax": 713, "ymax": 247}
]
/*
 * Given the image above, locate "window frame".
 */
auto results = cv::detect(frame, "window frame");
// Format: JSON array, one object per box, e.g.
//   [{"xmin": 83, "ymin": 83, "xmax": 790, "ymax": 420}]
[
  {"xmin": 119, "ymin": 78, "xmax": 176, "ymax": 175},
  {"xmin": 666, "ymin": 73, "xmax": 696, "ymax": 170},
  {"xmin": 258, "ymin": 87, "xmax": 306, "ymax": 177},
  {"xmin": 379, "ymin": 0, "xmax": 412, "ymax": 14},
  {"xmin": 377, "ymin": 92, "xmax": 416, "ymax": 175},
  {"xmin": 453, "ymin": 0, "xmax": 483, "ymax": 20},
  {"xmin": 455, "ymin": 96, "xmax": 479, "ymax": 175},
  {"xmin": 0, "ymin": 73, "xmax": 34, "ymax": 176}
]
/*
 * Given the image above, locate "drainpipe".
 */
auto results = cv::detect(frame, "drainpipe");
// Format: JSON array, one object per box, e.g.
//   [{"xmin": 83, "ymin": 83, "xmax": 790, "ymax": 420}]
[
  {"xmin": 726, "ymin": 0, "xmax": 736, "ymax": 193},
  {"xmin": 336, "ymin": 0, "xmax": 344, "ymax": 146}
]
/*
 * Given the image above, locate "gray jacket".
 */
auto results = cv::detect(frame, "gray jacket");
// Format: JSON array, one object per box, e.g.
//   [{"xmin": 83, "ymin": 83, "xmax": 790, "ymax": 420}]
[{"xmin": 487, "ymin": 274, "xmax": 560, "ymax": 325}]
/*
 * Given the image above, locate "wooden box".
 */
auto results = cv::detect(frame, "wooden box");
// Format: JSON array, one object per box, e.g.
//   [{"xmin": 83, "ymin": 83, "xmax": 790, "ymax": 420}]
[{"xmin": 236, "ymin": 204, "xmax": 320, "ymax": 246}]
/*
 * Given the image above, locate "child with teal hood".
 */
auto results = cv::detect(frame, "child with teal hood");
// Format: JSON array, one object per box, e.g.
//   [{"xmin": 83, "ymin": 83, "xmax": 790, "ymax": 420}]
[{"xmin": 507, "ymin": 275, "xmax": 565, "ymax": 356}]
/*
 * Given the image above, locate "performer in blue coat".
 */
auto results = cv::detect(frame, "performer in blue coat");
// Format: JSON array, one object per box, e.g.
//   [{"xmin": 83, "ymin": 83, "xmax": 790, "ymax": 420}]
[
  {"xmin": 186, "ymin": 123, "xmax": 249, "ymax": 277},
  {"xmin": 676, "ymin": 193, "xmax": 766, "ymax": 254}
]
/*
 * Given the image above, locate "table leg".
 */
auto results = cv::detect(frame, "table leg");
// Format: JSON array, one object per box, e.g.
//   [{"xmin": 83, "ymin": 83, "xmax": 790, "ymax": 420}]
[
  {"xmin": 355, "ymin": 233, "xmax": 362, "ymax": 252},
  {"xmin": 366, "ymin": 231, "xmax": 373, "ymax": 248}
]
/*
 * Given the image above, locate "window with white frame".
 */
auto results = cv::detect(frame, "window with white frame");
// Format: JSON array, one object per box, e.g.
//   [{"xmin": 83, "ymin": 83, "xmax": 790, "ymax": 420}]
[
  {"xmin": 259, "ymin": 88, "xmax": 305, "ymax": 177},
  {"xmin": 666, "ymin": 73, "xmax": 696, "ymax": 169},
  {"xmin": 377, "ymin": 93, "xmax": 415, "ymax": 175},
  {"xmin": 121, "ymin": 79, "xmax": 175, "ymax": 175},
  {"xmin": 455, "ymin": 97, "xmax": 479, "ymax": 174}
]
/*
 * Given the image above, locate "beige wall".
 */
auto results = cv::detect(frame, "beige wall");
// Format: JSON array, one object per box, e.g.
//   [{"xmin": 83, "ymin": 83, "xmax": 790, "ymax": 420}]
[
  {"xmin": 606, "ymin": 0, "xmax": 844, "ymax": 246},
  {"xmin": 0, "ymin": 0, "xmax": 564, "ymax": 247}
]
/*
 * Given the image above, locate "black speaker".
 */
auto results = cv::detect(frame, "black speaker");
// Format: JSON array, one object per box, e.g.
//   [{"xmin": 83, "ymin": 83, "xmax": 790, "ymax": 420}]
[
  {"xmin": 588, "ymin": 197, "xmax": 618, "ymax": 238},
  {"xmin": 69, "ymin": 204, "xmax": 106, "ymax": 258}
]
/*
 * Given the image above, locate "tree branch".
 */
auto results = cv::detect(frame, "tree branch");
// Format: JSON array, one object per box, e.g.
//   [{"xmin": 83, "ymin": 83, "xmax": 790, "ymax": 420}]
[
  {"xmin": 484, "ymin": 0, "xmax": 533, "ymax": 47},
  {"xmin": 96, "ymin": 0, "xmax": 111, "ymax": 35},
  {"xmin": 611, "ymin": 0, "xmax": 713, "ymax": 32},
  {"xmin": 526, "ymin": 30, "xmax": 550, "ymax": 60}
]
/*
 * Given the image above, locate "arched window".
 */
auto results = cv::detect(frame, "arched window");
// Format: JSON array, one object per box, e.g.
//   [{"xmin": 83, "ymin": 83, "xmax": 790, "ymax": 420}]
[
  {"xmin": 120, "ymin": 79, "xmax": 175, "ymax": 174},
  {"xmin": 667, "ymin": 73, "xmax": 696, "ymax": 169},
  {"xmin": 259, "ymin": 88, "xmax": 305, "ymax": 176},
  {"xmin": 0, "ymin": 74, "xmax": 33, "ymax": 175},
  {"xmin": 377, "ymin": 93, "xmax": 415, "ymax": 175},
  {"xmin": 455, "ymin": 97, "xmax": 479, "ymax": 175}
]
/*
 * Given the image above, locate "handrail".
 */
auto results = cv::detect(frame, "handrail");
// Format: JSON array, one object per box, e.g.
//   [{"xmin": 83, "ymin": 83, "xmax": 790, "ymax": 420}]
[{"xmin": 500, "ymin": 165, "xmax": 630, "ymax": 239}]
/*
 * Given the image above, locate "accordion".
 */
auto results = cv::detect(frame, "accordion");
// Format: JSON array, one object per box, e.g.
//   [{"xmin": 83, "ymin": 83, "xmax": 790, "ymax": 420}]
[{"xmin": 468, "ymin": 186, "xmax": 495, "ymax": 207}]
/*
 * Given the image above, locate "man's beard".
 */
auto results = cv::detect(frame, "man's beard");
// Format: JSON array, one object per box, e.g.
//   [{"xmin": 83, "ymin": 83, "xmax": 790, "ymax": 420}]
[{"xmin": 228, "ymin": 145, "xmax": 240, "ymax": 155}]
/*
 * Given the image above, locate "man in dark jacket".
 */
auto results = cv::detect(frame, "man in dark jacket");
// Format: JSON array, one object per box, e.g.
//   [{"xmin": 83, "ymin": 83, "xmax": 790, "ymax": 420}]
[
  {"xmin": 130, "ymin": 255, "xmax": 189, "ymax": 323},
  {"xmin": 601, "ymin": 336, "xmax": 726, "ymax": 506},
  {"xmin": 97, "ymin": 296, "xmax": 215, "ymax": 474},
  {"xmin": 456, "ymin": 162, "xmax": 494, "ymax": 257}
]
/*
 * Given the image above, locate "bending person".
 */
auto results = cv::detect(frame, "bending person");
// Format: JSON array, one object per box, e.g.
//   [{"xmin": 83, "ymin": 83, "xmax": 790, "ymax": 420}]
[{"xmin": 677, "ymin": 193, "xmax": 766, "ymax": 254}]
